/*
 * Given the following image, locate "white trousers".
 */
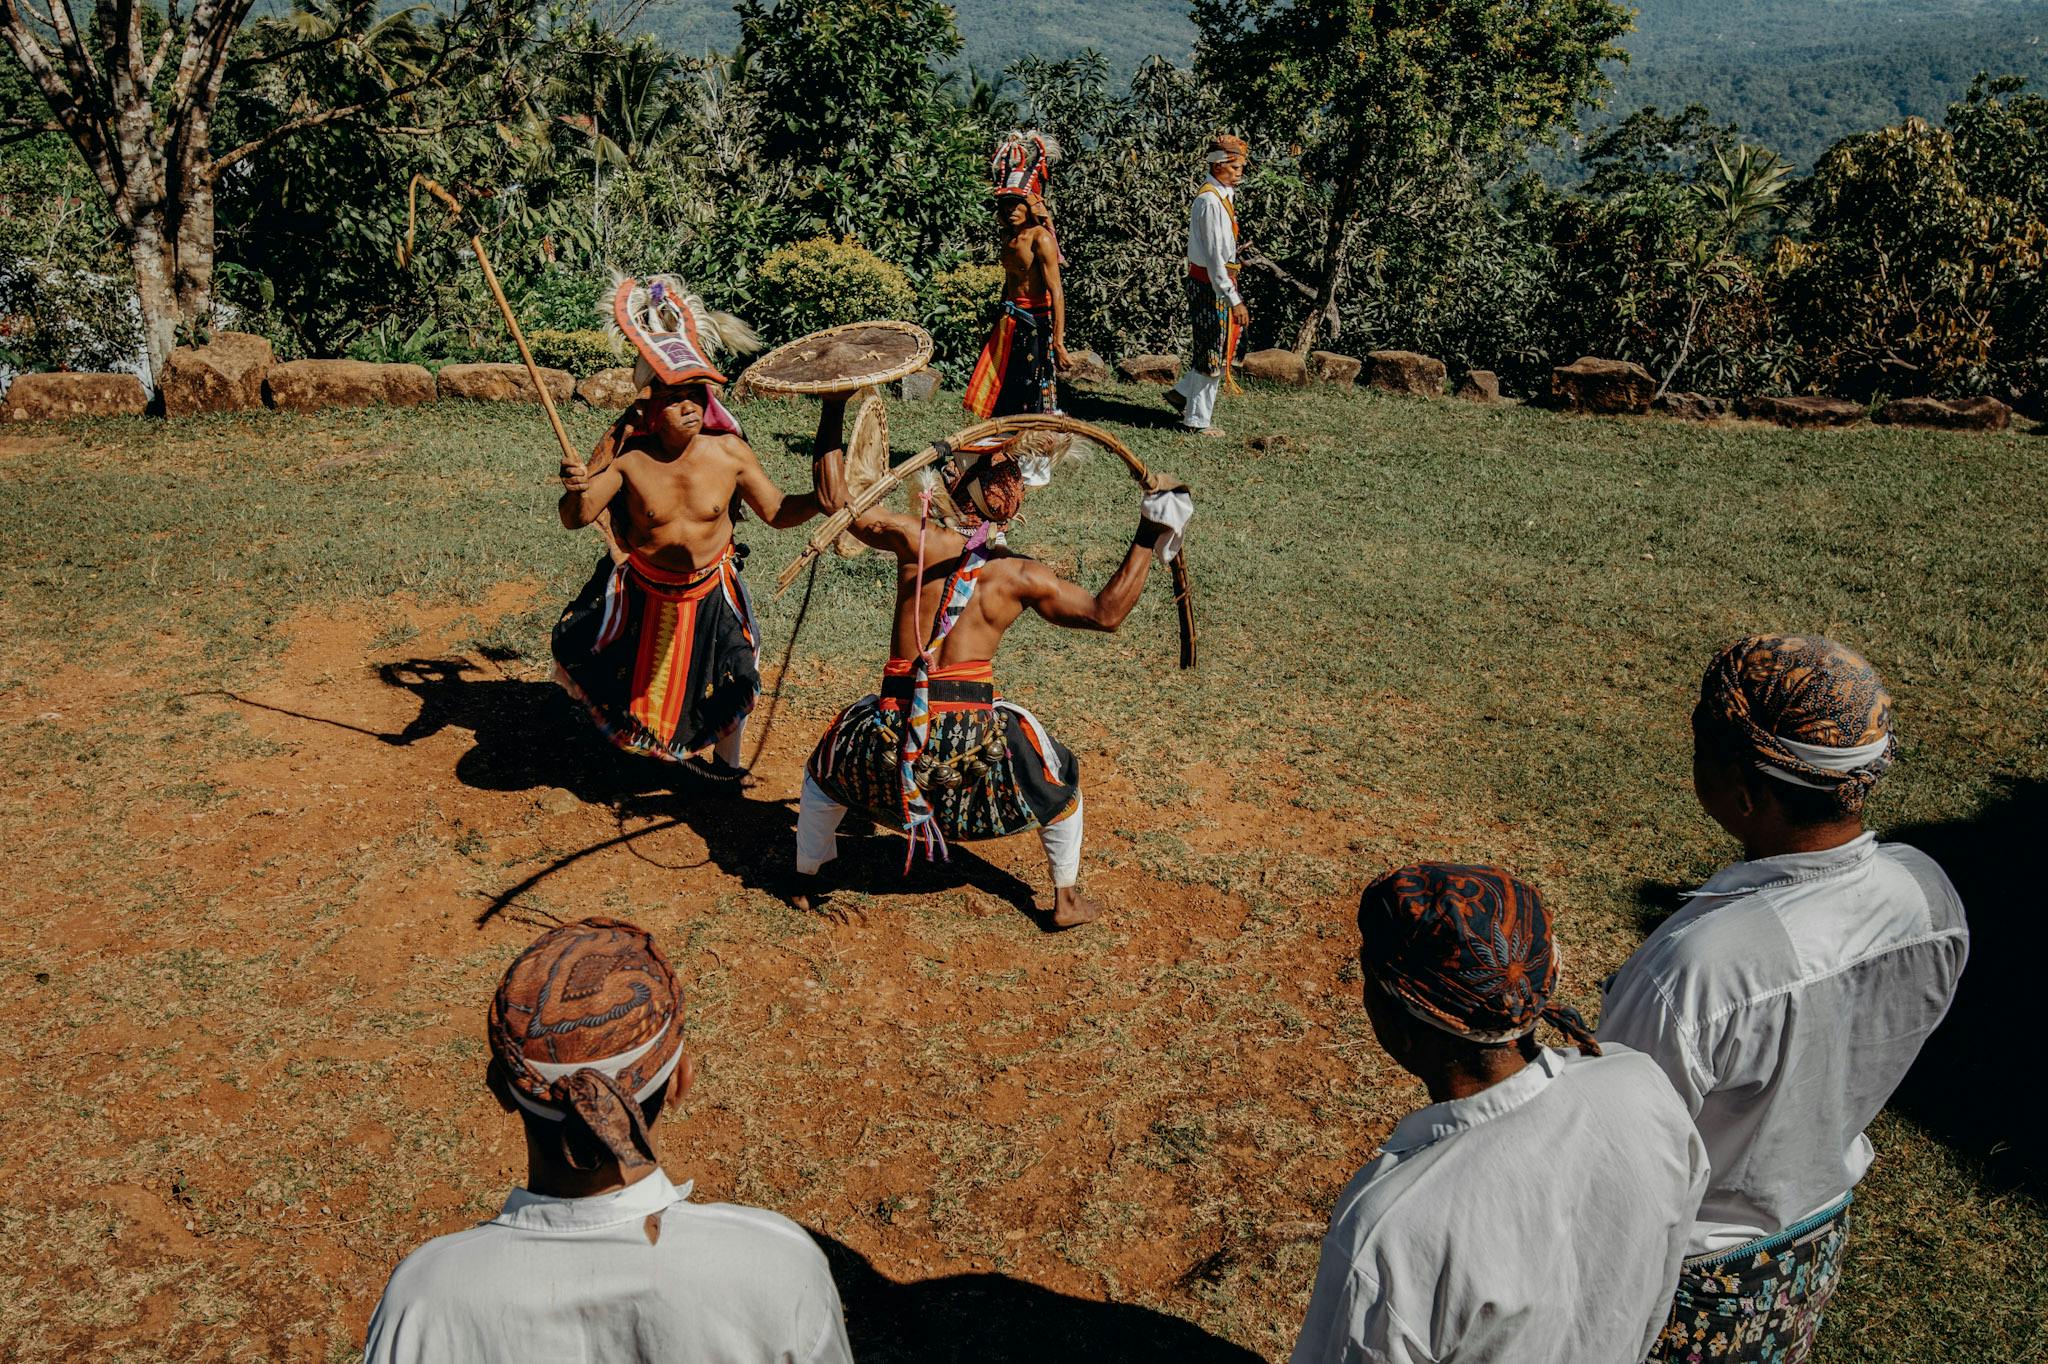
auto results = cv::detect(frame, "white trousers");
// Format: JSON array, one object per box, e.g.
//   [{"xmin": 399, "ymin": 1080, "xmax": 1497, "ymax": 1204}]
[
  {"xmin": 712, "ymin": 719, "xmax": 745, "ymax": 767},
  {"xmin": 796, "ymin": 774, "xmax": 1084, "ymax": 888},
  {"xmin": 1171, "ymin": 368, "xmax": 1220, "ymax": 430}
]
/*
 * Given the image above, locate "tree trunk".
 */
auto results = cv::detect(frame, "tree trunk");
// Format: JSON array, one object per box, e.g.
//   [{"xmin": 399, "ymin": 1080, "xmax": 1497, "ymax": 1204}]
[
  {"xmin": 127, "ymin": 222, "xmax": 182, "ymax": 382},
  {"xmin": 1292, "ymin": 129, "xmax": 1372, "ymax": 357}
]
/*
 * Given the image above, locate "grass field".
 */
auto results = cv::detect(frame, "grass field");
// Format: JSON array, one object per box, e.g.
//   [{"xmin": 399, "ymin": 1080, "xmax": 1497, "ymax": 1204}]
[{"xmin": 0, "ymin": 382, "xmax": 2042, "ymax": 1361}]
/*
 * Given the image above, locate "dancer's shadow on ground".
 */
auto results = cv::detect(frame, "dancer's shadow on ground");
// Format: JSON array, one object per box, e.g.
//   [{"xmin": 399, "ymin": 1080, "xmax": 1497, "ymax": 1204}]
[
  {"xmin": 808, "ymin": 1230, "xmax": 1262, "ymax": 1364},
  {"xmin": 1882, "ymin": 776, "xmax": 2046, "ymax": 1199},
  {"xmin": 369, "ymin": 660, "xmax": 1045, "ymax": 929}
]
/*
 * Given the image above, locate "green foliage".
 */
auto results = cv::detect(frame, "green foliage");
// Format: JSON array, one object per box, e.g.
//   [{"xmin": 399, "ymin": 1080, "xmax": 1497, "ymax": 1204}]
[
  {"xmin": 1606, "ymin": 0, "xmax": 2048, "ymax": 173},
  {"xmin": 346, "ymin": 316, "xmax": 458, "ymax": 366},
  {"xmin": 918, "ymin": 262, "xmax": 1003, "ymax": 378},
  {"xmin": 1775, "ymin": 102, "xmax": 2046, "ymax": 399},
  {"xmin": 1191, "ymin": 0, "xmax": 1632, "ymax": 351},
  {"xmin": 1532, "ymin": 107, "xmax": 1796, "ymax": 396},
  {"xmin": 522, "ymin": 328, "xmax": 618, "ymax": 375},
  {"xmin": 1009, "ymin": 52, "xmax": 1237, "ymax": 357},
  {"xmin": 735, "ymin": 0, "xmax": 985, "ymax": 268},
  {"xmin": 0, "ymin": 103, "xmax": 140, "ymax": 373},
  {"xmin": 751, "ymin": 236, "xmax": 917, "ymax": 342},
  {"xmin": 515, "ymin": 273, "xmax": 608, "ymax": 334}
]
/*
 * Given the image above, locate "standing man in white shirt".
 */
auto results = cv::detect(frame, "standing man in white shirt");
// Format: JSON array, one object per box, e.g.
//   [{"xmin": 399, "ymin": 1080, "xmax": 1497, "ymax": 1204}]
[
  {"xmin": 364, "ymin": 918, "xmax": 853, "ymax": 1364},
  {"xmin": 1602, "ymin": 635, "xmax": 1969, "ymax": 1364},
  {"xmin": 1168, "ymin": 134, "xmax": 1249, "ymax": 438},
  {"xmin": 1293, "ymin": 863, "xmax": 1708, "ymax": 1364}
]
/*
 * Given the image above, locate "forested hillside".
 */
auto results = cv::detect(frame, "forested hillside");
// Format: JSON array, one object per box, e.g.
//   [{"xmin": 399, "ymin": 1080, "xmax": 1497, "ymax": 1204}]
[
  {"xmin": 1607, "ymin": 0, "xmax": 2048, "ymax": 166},
  {"xmin": 634, "ymin": 0, "xmax": 2048, "ymax": 164}
]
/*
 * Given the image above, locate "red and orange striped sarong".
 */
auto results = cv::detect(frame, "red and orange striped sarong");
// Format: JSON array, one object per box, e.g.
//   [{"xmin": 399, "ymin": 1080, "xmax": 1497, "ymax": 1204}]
[{"xmin": 551, "ymin": 545, "xmax": 760, "ymax": 761}]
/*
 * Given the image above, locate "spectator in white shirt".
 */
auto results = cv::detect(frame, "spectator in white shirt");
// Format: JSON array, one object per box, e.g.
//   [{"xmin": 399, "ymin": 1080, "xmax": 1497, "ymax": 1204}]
[
  {"xmin": 1168, "ymin": 134, "xmax": 1250, "ymax": 437},
  {"xmin": 364, "ymin": 917, "xmax": 853, "ymax": 1364},
  {"xmin": 1293, "ymin": 864, "xmax": 1708, "ymax": 1364},
  {"xmin": 1602, "ymin": 635, "xmax": 1968, "ymax": 1364}
]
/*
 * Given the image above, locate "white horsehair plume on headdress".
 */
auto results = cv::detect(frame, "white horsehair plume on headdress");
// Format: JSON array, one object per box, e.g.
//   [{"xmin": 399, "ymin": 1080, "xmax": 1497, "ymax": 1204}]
[
  {"xmin": 601, "ymin": 268, "xmax": 762, "ymax": 359},
  {"xmin": 1006, "ymin": 128, "xmax": 1062, "ymax": 163}
]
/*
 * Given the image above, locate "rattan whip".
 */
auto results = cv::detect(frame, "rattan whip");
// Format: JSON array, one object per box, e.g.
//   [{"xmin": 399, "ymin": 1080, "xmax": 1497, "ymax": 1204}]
[{"xmin": 776, "ymin": 412, "xmax": 1197, "ymax": 669}]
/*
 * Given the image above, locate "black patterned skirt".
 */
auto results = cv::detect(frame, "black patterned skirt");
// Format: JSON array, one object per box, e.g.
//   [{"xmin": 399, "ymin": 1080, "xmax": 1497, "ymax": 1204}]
[{"xmin": 806, "ymin": 660, "xmax": 1079, "ymax": 839}]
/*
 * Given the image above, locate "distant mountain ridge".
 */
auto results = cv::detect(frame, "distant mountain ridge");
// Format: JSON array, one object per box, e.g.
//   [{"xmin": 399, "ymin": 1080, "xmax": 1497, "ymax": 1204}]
[{"xmin": 631, "ymin": 0, "xmax": 2048, "ymax": 166}]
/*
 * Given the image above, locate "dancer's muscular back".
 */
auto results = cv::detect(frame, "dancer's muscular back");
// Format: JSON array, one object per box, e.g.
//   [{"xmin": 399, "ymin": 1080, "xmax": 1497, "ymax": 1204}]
[
  {"xmin": 558, "ymin": 382, "xmax": 843, "ymax": 572},
  {"xmin": 849, "ymin": 491, "xmax": 1174, "ymax": 665}
]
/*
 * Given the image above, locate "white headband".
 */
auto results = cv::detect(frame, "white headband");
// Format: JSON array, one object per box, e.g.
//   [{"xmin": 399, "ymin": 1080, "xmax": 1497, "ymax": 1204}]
[
  {"xmin": 1207, "ymin": 149, "xmax": 1240, "ymax": 164},
  {"xmin": 509, "ymin": 1019, "xmax": 685, "ymax": 1122},
  {"xmin": 1756, "ymin": 733, "xmax": 1892, "ymax": 790}
]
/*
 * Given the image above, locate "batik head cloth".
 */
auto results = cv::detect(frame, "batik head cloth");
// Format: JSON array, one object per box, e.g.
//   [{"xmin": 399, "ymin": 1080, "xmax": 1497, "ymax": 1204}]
[
  {"xmin": 944, "ymin": 439, "xmax": 1028, "ymax": 526},
  {"xmin": 488, "ymin": 917, "xmax": 685, "ymax": 1170},
  {"xmin": 1206, "ymin": 133, "xmax": 1249, "ymax": 166},
  {"xmin": 1357, "ymin": 864, "xmax": 1600, "ymax": 1054},
  {"xmin": 1695, "ymin": 634, "xmax": 1895, "ymax": 813}
]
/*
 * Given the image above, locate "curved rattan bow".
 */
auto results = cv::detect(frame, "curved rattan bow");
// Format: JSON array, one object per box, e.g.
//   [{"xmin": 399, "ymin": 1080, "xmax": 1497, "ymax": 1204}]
[{"xmin": 776, "ymin": 413, "xmax": 1196, "ymax": 669}]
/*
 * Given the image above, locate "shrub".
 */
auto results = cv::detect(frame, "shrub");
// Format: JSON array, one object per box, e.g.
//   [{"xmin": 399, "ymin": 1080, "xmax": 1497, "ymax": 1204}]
[
  {"xmin": 514, "ymin": 269, "xmax": 608, "ymax": 333},
  {"xmin": 524, "ymin": 328, "xmax": 619, "ymax": 375},
  {"xmin": 918, "ymin": 262, "xmax": 1003, "ymax": 380},
  {"xmin": 751, "ymin": 237, "xmax": 916, "ymax": 345}
]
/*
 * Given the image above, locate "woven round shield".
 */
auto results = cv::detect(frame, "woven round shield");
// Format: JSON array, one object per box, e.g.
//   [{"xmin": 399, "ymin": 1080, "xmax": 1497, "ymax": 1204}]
[
  {"xmin": 834, "ymin": 395, "xmax": 891, "ymax": 558},
  {"xmin": 744, "ymin": 321, "xmax": 934, "ymax": 398}
]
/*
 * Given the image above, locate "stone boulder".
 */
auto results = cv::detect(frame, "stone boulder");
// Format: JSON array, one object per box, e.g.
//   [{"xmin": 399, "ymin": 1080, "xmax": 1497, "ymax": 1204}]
[
  {"xmin": 1063, "ymin": 348, "xmax": 1112, "ymax": 385},
  {"xmin": 1737, "ymin": 394, "xmax": 1865, "ymax": 428},
  {"xmin": 1456, "ymin": 370, "xmax": 1503, "ymax": 403},
  {"xmin": 1550, "ymin": 357, "xmax": 1654, "ymax": 415},
  {"xmin": 3, "ymin": 371, "xmax": 149, "ymax": 421},
  {"xmin": 1365, "ymin": 350, "xmax": 1447, "ymax": 398},
  {"xmin": 1118, "ymin": 353, "xmax": 1181, "ymax": 384},
  {"xmin": 896, "ymin": 368, "xmax": 942, "ymax": 402},
  {"xmin": 1875, "ymin": 395, "xmax": 2012, "ymax": 432},
  {"xmin": 575, "ymin": 367, "xmax": 640, "ymax": 410},
  {"xmin": 437, "ymin": 362, "xmax": 573, "ymax": 405},
  {"xmin": 1654, "ymin": 391, "xmax": 1726, "ymax": 421},
  {"xmin": 159, "ymin": 331, "xmax": 274, "ymax": 416},
  {"xmin": 264, "ymin": 360, "xmax": 434, "ymax": 412},
  {"xmin": 1240, "ymin": 348, "xmax": 1311, "ymax": 387},
  {"xmin": 1310, "ymin": 350, "xmax": 1362, "ymax": 385}
]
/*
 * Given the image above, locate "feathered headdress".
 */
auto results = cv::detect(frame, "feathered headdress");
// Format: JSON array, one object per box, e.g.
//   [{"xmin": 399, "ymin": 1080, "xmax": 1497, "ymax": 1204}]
[
  {"xmin": 605, "ymin": 271, "xmax": 761, "ymax": 388},
  {"xmin": 990, "ymin": 129, "xmax": 1061, "ymax": 204}
]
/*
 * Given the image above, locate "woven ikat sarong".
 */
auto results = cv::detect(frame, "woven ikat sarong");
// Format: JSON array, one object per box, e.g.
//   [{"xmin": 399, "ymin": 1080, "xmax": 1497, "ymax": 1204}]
[
  {"xmin": 806, "ymin": 660, "xmax": 1079, "ymax": 842},
  {"xmin": 551, "ymin": 547, "xmax": 759, "ymax": 761}
]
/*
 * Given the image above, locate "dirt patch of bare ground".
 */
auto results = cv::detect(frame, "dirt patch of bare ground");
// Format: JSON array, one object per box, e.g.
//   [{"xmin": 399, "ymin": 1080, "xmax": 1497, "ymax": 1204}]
[{"xmin": 0, "ymin": 587, "xmax": 1468, "ymax": 1361}]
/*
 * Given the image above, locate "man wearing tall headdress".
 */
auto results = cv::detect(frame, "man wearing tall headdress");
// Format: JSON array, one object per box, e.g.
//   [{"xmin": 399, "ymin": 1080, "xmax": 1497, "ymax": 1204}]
[
  {"xmin": 1601, "ymin": 635, "xmax": 1970, "ymax": 1364},
  {"xmin": 1168, "ymin": 134, "xmax": 1249, "ymax": 439},
  {"xmin": 553, "ymin": 274, "xmax": 846, "ymax": 778},
  {"xmin": 964, "ymin": 130, "xmax": 1071, "ymax": 420},
  {"xmin": 789, "ymin": 412, "xmax": 1192, "ymax": 929}
]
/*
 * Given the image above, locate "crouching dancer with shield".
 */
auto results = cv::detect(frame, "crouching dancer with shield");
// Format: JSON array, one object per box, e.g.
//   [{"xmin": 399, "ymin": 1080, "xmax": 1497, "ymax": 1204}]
[
  {"xmin": 553, "ymin": 275, "xmax": 846, "ymax": 778},
  {"xmin": 791, "ymin": 420, "xmax": 1193, "ymax": 928}
]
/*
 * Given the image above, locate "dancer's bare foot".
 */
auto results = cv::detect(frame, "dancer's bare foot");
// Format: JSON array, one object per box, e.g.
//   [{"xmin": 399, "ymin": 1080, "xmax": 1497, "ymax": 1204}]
[
  {"xmin": 792, "ymin": 876, "xmax": 865, "ymax": 925},
  {"xmin": 1049, "ymin": 885, "xmax": 1103, "ymax": 929}
]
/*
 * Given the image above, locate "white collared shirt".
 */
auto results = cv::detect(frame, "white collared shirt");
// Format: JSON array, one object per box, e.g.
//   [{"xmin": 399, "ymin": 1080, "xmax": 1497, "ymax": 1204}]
[
  {"xmin": 1599, "ymin": 833, "xmax": 1968, "ymax": 1253},
  {"xmin": 1291, "ymin": 1046, "xmax": 1706, "ymax": 1364},
  {"xmin": 364, "ymin": 1168, "xmax": 853, "ymax": 1364},
  {"xmin": 1187, "ymin": 176, "xmax": 1242, "ymax": 305}
]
